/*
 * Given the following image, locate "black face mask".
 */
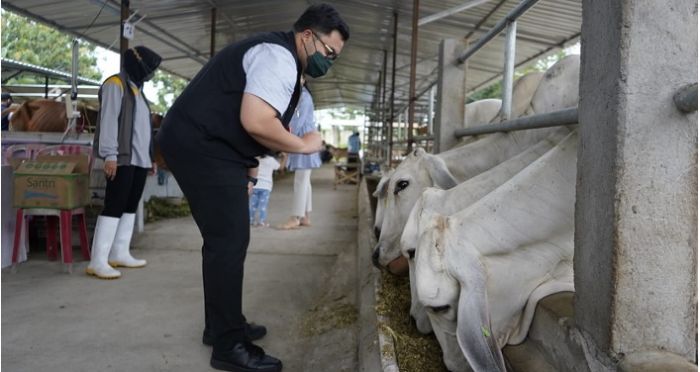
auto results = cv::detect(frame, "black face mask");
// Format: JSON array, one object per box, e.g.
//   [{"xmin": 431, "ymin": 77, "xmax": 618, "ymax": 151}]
[{"xmin": 302, "ymin": 33, "xmax": 334, "ymax": 78}]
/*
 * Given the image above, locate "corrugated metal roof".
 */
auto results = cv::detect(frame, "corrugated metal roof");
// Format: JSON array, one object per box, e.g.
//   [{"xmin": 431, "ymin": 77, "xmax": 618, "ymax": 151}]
[
  {"xmin": 2, "ymin": 58, "xmax": 102, "ymax": 86},
  {"xmin": 2, "ymin": 0, "xmax": 581, "ymax": 111}
]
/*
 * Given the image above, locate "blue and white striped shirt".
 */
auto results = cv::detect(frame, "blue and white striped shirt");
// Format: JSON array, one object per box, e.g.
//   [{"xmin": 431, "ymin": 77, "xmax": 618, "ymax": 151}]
[{"xmin": 287, "ymin": 87, "xmax": 321, "ymax": 171}]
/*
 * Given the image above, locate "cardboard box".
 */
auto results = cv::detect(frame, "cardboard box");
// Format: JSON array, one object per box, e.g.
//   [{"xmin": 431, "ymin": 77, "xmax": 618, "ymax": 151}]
[{"xmin": 13, "ymin": 154, "xmax": 89, "ymax": 209}]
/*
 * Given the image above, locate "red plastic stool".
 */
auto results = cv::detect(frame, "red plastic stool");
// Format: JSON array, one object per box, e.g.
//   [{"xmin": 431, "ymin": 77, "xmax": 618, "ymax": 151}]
[{"xmin": 12, "ymin": 207, "xmax": 91, "ymax": 273}]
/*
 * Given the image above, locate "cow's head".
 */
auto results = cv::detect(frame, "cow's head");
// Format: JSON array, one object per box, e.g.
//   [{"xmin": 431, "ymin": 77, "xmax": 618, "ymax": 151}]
[
  {"xmin": 373, "ymin": 148, "xmax": 457, "ymax": 275},
  {"xmin": 411, "ymin": 211, "xmax": 471, "ymax": 370},
  {"xmin": 415, "ymin": 211, "xmax": 505, "ymax": 372},
  {"xmin": 414, "ymin": 212, "xmax": 460, "ymax": 317},
  {"xmin": 401, "ymin": 188, "xmax": 446, "ymax": 335}
]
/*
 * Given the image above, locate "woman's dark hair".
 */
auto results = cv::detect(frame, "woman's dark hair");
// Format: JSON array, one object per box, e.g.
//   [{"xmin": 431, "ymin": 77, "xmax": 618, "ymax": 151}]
[{"xmin": 293, "ymin": 3, "xmax": 350, "ymax": 41}]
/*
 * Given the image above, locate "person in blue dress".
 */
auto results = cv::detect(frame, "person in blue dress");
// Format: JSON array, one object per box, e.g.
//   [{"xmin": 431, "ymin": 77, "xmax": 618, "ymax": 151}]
[{"xmin": 278, "ymin": 81, "xmax": 322, "ymax": 229}]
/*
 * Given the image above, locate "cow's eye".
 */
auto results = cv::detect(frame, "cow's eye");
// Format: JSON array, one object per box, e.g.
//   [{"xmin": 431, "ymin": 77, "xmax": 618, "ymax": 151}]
[
  {"xmin": 407, "ymin": 248, "xmax": 416, "ymax": 259},
  {"xmin": 394, "ymin": 180, "xmax": 409, "ymax": 194}
]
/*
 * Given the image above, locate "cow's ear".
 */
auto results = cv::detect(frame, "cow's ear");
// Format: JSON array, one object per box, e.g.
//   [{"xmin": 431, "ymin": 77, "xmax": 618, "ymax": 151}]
[
  {"xmin": 456, "ymin": 266, "xmax": 507, "ymax": 372},
  {"xmin": 372, "ymin": 177, "xmax": 388, "ymax": 198},
  {"xmin": 373, "ymin": 169, "xmax": 394, "ymax": 198},
  {"xmin": 424, "ymin": 154, "xmax": 458, "ymax": 189}
]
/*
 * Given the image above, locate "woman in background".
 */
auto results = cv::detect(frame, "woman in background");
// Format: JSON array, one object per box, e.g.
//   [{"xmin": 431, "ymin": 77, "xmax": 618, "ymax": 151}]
[{"xmin": 278, "ymin": 82, "xmax": 321, "ymax": 229}]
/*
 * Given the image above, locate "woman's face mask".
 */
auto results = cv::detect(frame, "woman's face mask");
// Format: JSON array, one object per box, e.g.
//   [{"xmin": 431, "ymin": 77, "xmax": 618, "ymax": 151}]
[
  {"xmin": 303, "ymin": 31, "xmax": 336, "ymax": 78},
  {"xmin": 143, "ymin": 70, "xmax": 155, "ymax": 82}
]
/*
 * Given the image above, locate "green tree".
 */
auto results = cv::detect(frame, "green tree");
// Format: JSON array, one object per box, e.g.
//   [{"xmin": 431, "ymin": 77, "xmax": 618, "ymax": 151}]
[
  {"xmin": 149, "ymin": 70, "xmax": 188, "ymax": 114},
  {"xmin": 1, "ymin": 11, "xmax": 102, "ymax": 83}
]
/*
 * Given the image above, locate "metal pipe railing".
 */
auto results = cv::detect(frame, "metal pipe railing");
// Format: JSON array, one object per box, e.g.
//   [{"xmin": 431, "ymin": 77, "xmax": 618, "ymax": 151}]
[
  {"xmin": 456, "ymin": 0, "xmax": 539, "ymax": 64},
  {"xmin": 1, "ymin": 132, "xmax": 94, "ymax": 145},
  {"xmin": 454, "ymin": 107, "xmax": 578, "ymax": 138},
  {"xmin": 673, "ymin": 82, "xmax": 698, "ymax": 113},
  {"xmin": 500, "ymin": 20, "xmax": 517, "ymax": 121}
]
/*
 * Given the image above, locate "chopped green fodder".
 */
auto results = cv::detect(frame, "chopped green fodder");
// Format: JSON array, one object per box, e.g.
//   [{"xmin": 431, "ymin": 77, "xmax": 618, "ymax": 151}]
[
  {"xmin": 376, "ymin": 271, "xmax": 448, "ymax": 372},
  {"xmin": 300, "ymin": 302, "xmax": 358, "ymax": 337},
  {"xmin": 145, "ymin": 197, "xmax": 191, "ymax": 223}
]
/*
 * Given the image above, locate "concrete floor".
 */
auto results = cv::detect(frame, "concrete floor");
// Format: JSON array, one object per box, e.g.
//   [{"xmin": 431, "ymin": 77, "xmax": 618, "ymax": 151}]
[{"xmin": 2, "ymin": 164, "xmax": 360, "ymax": 372}]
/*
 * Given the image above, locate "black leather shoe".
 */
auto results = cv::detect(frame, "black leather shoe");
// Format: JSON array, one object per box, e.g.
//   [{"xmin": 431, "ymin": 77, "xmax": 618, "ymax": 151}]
[
  {"xmin": 210, "ymin": 341, "xmax": 282, "ymax": 372},
  {"xmin": 203, "ymin": 323, "xmax": 268, "ymax": 346},
  {"xmin": 246, "ymin": 323, "xmax": 267, "ymax": 341}
]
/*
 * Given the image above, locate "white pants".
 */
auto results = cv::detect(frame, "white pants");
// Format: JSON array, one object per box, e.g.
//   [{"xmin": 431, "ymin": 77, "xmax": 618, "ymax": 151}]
[{"xmin": 292, "ymin": 169, "xmax": 313, "ymax": 217}]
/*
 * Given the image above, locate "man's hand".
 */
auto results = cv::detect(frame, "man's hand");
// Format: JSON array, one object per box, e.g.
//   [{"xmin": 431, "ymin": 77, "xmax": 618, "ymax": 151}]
[
  {"xmin": 301, "ymin": 132, "xmax": 323, "ymax": 154},
  {"xmin": 104, "ymin": 160, "xmax": 117, "ymax": 180},
  {"xmin": 150, "ymin": 162, "xmax": 158, "ymax": 176}
]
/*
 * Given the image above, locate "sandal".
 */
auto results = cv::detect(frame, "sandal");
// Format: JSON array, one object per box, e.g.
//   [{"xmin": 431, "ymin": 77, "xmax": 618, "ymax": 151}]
[{"xmin": 276, "ymin": 218, "xmax": 301, "ymax": 230}]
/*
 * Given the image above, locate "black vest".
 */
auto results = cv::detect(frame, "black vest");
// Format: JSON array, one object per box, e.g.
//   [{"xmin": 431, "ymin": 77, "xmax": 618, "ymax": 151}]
[{"xmin": 162, "ymin": 31, "xmax": 302, "ymax": 169}]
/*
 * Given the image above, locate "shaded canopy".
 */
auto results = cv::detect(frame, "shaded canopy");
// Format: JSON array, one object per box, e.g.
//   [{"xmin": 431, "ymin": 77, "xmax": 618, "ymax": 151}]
[{"xmin": 2, "ymin": 0, "xmax": 581, "ymax": 111}]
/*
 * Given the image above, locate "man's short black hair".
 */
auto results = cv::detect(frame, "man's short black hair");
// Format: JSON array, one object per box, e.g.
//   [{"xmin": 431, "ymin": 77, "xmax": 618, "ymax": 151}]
[{"xmin": 294, "ymin": 3, "xmax": 350, "ymax": 41}]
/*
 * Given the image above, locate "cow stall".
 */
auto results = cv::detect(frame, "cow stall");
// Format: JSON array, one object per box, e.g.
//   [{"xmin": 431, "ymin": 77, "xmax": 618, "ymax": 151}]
[{"xmin": 368, "ymin": 0, "xmax": 697, "ymax": 371}]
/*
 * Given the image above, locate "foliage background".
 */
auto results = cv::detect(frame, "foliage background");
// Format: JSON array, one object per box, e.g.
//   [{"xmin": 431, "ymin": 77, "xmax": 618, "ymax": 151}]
[{"xmin": 1, "ymin": 10, "xmax": 188, "ymax": 113}]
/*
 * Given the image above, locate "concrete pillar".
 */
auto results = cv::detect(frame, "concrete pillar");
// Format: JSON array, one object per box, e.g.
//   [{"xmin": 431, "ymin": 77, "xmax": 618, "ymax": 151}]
[
  {"xmin": 434, "ymin": 39, "xmax": 466, "ymax": 153},
  {"xmin": 576, "ymin": 0, "xmax": 697, "ymax": 368}
]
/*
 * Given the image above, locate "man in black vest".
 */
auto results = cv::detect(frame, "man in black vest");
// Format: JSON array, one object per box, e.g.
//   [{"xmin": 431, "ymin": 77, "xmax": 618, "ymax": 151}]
[{"xmin": 157, "ymin": 4, "xmax": 349, "ymax": 372}]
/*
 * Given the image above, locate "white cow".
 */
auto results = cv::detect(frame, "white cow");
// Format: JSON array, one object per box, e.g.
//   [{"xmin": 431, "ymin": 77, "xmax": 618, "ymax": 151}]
[
  {"xmin": 456, "ymin": 99, "xmax": 502, "ymax": 147},
  {"xmin": 464, "ymin": 98, "xmax": 501, "ymax": 127},
  {"xmin": 371, "ymin": 169, "xmax": 394, "ymax": 238},
  {"xmin": 415, "ymin": 131, "xmax": 578, "ymax": 372},
  {"xmin": 398, "ymin": 127, "xmax": 571, "ymax": 355},
  {"xmin": 370, "ymin": 70, "xmax": 543, "ymax": 238},
  {"xmin": 510, "ymin": 71, "xmax": 544, "ymax": 117},
  {"xmin": 373, "ymin": 57, "xmax": 580, "ymax": 274},
  {"xmin": 524, "ymin": 55, "xmax": 580, "ymax": 116}
]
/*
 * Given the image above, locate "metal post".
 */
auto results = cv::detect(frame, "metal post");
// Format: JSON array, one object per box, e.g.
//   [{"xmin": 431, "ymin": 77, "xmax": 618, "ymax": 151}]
[
  {"xmin": 500, "ymin": 20, "xmax": 516, "ymax": 121},
  {"xmin": 407, "ymin": 0, "xmax": 420, "ymax": 151},
  {"xmin": 388, "ymin": 12, "xmax": 398, "ymax": 165},
  {"xmin": 381, "ymin": 49, "xmax": 388, "ymax": 123},
  {"xmin": 44, "ymin": 76, "xmax": 49, "ymax": 98},
  {"xmin": 381, "ymin": 49, "xmax": 388, "ymax": 161},
  {"xmin": 210, "ymin": 7, "xmax": 217, "ymax": 58},
  {"xmin": 428, "ymin": 85, "xmax": 435, "ymax": 134},
  {"xmin": 119, "ymin": 0, "xmax": 130, "ymax": 71},
  {"xmin": 71, "ymin": 39, "xmax": 79, "ymax": 100},
  {"xmin": 404, "ymin": 107, "xmax": 409, "ymax": 143}
]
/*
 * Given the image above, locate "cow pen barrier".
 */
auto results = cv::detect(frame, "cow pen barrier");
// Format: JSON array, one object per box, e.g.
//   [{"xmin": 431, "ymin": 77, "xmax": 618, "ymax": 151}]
[
  {"xmin": 456, "ymin": 0, "xmax": 539, "ymax": 65},
  {"xmin": 454, "ymin": 107, "xmax": 578, "ymax": 138},
  {"xmin": 1, "ymin": 131, "xmax": 94, "ymax": 146}
]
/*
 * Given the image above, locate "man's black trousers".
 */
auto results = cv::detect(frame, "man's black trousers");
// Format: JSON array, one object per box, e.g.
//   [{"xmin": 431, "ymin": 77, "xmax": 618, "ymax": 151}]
[{"xmin": 161, "ymin": 152, "xmax": 250, "ymax": 352}]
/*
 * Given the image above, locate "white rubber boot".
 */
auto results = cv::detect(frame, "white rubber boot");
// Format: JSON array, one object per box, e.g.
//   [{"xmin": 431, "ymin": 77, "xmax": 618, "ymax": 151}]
[
  {"xmin": 86, "ymin": 216, "xmax": 121, "ymax": 279},
  {"xmin": 108, "ymin": 213, "xmax": 147, "ymax": 268}
]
